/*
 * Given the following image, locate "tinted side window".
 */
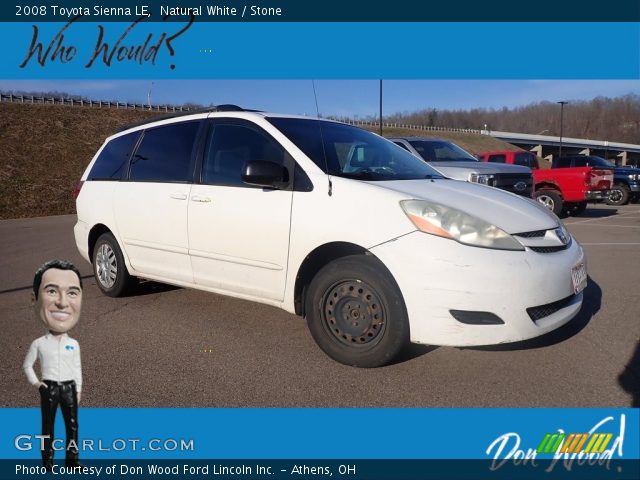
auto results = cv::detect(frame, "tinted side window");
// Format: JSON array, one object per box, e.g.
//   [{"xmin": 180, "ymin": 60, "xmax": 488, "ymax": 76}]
[
  {"xmin": 572, "ymin": 157, "xmax": 587, "ymax": 167},
  {"xmin": 129, "ymin": 121, "xmax": 200, "ymax": 182},
  {"xmin": 554, "ymin": 158, "xmax": 572, "ymax": 168},
  {"xmin": 202, "ymin": 123, "xmax": 287, "ymax": 187},
  {"xmin": 88, "ymin": 132, "xmax": 140, "ymax": 181},
  {"xmin": 514, "ymin": 152, "xmax": 538, "ymax": 168},
  {"xmin": 488, "ymin": 154, "xmax": 507, "ymax": 163}
]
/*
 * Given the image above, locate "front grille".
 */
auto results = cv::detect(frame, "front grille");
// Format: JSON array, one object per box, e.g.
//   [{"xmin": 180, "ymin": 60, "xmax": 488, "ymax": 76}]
[
  {"xmin": 493, "ymin": 173, "xmax": 533, "ymax": 197},
  {"xmin": 529, "ymin": 245, "xmax": 569, "ymax": 253},
  {"xmin": 527, "ymin": 294, "xmax": 577, "ymax": 322},
  {"xmin": 515, "ymin": 229, "xmax": 547, "ymax": 238},
  {"xmin": 494, "ymin": 173, "xmax": 533, "ymax": 181}
]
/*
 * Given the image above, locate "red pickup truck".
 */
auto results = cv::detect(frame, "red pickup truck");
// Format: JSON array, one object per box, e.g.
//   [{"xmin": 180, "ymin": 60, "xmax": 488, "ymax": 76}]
[{"xmin": 477, "ymin": 151, "xmax": 613, "ymax": 216}]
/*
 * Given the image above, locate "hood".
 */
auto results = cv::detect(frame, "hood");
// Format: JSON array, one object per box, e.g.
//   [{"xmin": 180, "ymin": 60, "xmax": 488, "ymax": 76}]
[
  {"xmin": 613, "ymin": 167, "xmax": 639, "ymax": 175},
  {"xmin": 375, "ymin": 178, "xmax": 558, "ymax": 234},
  {"xmin": 427, "ymin": 161, "xmax": 531, "ymax": 180}
]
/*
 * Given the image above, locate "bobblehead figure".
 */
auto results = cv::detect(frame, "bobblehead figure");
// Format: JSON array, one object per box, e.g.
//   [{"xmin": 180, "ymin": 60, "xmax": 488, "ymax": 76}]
[{"xmin": 23, "ymin": 260, "xmax": 84, "ymax": 471}]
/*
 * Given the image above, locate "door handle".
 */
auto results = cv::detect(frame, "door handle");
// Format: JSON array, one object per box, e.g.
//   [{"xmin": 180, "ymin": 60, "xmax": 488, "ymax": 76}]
[
  {"xmin": 169, "ymin": 193, "xmax": 187, "ymax": 200},
  {"xmin": 191, "ymin": 195, "xmax": 212, "ymax": 203}
]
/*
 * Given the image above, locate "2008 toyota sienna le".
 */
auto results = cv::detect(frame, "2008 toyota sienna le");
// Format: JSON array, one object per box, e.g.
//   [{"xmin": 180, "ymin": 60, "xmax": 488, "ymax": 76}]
[{"xmin": 74, "ymin": 106, "xmax": 587, "ymax": 367}]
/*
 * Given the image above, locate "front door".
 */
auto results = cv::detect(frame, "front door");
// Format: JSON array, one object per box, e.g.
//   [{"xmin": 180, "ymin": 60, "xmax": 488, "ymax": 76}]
[{"xmin": 188, "ymin": 120, "xmax": 293, "ymax": 301}]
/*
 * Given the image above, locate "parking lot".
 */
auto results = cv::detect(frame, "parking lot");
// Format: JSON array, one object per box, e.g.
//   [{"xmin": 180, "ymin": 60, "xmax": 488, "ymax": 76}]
[{"xmin": 1, "ymin": 203, "xmax": 638, "ymax": 408}]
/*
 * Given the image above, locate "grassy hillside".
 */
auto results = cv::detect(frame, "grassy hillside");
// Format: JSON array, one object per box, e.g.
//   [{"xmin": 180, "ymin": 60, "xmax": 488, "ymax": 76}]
[
  {"xmin": 0, "ymin": 103, "xmax": 519, "ymax": 219},
  {"xmin": 0, "ymin": 103, "xmax": 158, "ymax": 219}
]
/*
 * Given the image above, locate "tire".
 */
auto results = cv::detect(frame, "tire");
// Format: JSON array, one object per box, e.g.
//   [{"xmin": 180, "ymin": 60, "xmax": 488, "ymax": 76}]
[
  {"xmin": 534, "ymin": 189, "xmax": 564, "ymax": 216},
  {"xmin": 305, "ymin": 255, "xmax": 409, "ymax": 368},
  {"xmin": 564, "ymin": 201, "xmax": 588, "ymax": 217},
  {"xmin": 92, "ymin": 232, "xmax": 136, "ymax": 297},
  {"xmin": 606, "ymin": 184, "xmax": 630, "ymax": 206}
]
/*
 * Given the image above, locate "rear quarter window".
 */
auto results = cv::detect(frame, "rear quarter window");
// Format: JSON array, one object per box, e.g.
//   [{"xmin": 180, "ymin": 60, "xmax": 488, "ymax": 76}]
[{"xmin": 87, "ymin": 131, "xmax": 140, "ymax": 181}]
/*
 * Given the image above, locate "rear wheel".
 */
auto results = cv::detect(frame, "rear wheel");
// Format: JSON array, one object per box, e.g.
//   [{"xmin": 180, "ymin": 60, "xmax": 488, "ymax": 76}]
[
  {"xmin": 535, "ymin": 189, "xmax": 563, "ymax": 216},
  {"xmin": 606, "ymin": 184, "xmax": 630, "ymax": 206},
  {"xmin": 305, "ymin": 255, "xmax": 409, "ymax": 368},
  {"xmin": 92, "ymin": 232, "xmax": 136, "ymax": 297}
]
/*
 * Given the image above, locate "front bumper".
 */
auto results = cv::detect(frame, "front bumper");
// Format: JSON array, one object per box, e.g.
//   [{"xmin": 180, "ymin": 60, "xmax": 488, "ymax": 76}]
[
  {"xmin": 370, "ymin": 232, "xmax": 585, "ymax": 347},
  {"xmin": 585, "ymin": 190, "xmax": 610, "ymax": 201}
]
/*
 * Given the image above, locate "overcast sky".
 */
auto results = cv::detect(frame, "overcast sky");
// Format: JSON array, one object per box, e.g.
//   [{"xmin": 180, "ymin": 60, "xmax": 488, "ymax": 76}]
[{"xmin": 0, "ymin": 79, "xmax": 638, "ymax": 118}]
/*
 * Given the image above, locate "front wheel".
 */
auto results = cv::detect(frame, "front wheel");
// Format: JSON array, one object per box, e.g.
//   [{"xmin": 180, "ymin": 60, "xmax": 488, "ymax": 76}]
[
  {"xmin": 305, "ymin": 255, "xmax": 409, "ymax": 368},
  {"xmin": 92, "ymin": 232, "xmax": 136, "ymax": 297}
]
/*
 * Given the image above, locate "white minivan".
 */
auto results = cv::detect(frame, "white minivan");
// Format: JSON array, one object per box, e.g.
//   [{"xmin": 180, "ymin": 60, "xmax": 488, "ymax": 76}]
[{"xmin": 74, "ymin": 107, "xmax": 587, "ymax": 367}]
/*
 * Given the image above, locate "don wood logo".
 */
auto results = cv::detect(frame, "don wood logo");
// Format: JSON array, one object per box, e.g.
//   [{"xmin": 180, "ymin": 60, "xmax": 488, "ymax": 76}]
[
  {"xmin": 537, "ymin": 431, "xmax": 613, "ymax": 455},
  {"xmin": 486, "ymin": 414, "xmax": 627, "ymax": 473}
]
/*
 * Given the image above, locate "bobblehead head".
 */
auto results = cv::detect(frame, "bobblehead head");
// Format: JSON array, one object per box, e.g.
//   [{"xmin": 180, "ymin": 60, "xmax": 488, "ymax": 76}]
[{"xmin": 33, "ymin": 264, "xmax": 83, "ymax": 334}]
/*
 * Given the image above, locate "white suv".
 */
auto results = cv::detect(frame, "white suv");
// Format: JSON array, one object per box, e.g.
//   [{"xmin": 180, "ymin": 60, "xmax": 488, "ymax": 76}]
[{"xmin": 74, "ymin": 107, "xmax": 587, "ymax": 367}]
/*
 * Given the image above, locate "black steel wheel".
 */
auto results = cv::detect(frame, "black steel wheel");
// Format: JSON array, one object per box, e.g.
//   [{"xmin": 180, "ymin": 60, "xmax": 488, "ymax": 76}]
[
  {"xmin": 305, "ymin": 255, "xmax": 409, "ymax": 368},
  {"xmin": 92, "ymin": 232, "xmax": 136, "ymax": 297}
]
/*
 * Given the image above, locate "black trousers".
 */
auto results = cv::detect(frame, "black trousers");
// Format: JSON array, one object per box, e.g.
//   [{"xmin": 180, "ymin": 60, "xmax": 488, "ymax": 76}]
[{"xmin": 39, "ymin": 380, "xmax": 79, "ymax": 465}]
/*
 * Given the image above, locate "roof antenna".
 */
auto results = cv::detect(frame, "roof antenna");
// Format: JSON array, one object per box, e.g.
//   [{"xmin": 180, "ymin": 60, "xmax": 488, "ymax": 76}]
[{"xmin": 312, "ymin": 80, "xmax": 332, "ymax": 196}]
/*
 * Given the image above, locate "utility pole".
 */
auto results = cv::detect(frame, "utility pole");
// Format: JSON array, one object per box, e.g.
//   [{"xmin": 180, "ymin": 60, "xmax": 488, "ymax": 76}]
[
  {"xmin": 147, "ymin": 81, "xmax": 154, "ymax": 109},
  {"xmin": 379, "ymin": 80, "xmax": 383, "ymax": 136},
  {"xmin": 557, "ymin": 101, "xmax": 568, "ymax": 158}
]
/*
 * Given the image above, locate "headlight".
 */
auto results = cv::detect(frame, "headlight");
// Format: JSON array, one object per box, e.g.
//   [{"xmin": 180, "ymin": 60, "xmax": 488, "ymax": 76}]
[
  {"xmin": 555, "ymin": 222, "xmax": 572, "ymax": 245},
  {"xmin": 469, "ymin": 173, "xmax": 495, "ymax": 186},
  {"xmin": 400, "ymin": 200, "xmax": 525, "ymax": 251},
  {"xmin": 629, "ymin": 174, "xmax": 640, "ymax": 181}
]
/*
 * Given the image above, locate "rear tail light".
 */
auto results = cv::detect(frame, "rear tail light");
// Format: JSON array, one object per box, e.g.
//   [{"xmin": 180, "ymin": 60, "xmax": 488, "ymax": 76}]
[
  {"xmin": 73, "ymin": 181, "xmax": 84, "ymax": 199},
  {"xmin": 588, "ymin": 169, "xmax": 614, "ymax": 188}
]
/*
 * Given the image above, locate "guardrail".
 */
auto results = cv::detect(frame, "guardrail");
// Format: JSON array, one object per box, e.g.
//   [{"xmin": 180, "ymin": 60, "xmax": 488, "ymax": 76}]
[
  {"xmin": 328, "ymin": 117, "xmax": 483, "ymax": 135},
  {"xmin": 0, "ymin": 93, "xmax": 190, "ymax": 112},
  {"xmin": 1, "ymin": 93, "xmax": 486, "ymax": 134}
]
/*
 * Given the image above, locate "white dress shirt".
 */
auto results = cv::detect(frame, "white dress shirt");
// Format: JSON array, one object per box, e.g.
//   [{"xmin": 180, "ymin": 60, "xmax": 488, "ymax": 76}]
[{"xmin": 23, "ymin": 333, "xmax": 82, "ymax": 392}]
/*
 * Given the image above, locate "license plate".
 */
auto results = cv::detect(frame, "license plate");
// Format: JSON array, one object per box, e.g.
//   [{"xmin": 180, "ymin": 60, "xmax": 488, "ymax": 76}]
[{"xmin": 571, "ymin": 261, "xmax": 588, "ymax": 294}]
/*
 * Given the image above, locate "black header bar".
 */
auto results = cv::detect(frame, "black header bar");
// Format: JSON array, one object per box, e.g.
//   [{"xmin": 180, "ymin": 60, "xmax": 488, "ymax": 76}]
[
  {"xmin": 5, "ymin": 0, "xmax": 640, "ymax": 22},
  {"xmin": 4, "ymin": 459, "xmax": 640, "ymax": 479}
]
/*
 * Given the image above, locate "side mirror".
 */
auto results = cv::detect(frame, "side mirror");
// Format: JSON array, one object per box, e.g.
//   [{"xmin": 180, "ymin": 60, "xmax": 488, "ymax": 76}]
[{"xmin": 241, "ymin": 161, "xmax": 288, "ymax": 188}]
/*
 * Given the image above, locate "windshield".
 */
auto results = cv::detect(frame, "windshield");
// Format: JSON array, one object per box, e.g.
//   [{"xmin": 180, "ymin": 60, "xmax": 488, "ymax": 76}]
[
  {"xmin": 408, "ymin": 140, "xmax": 478, "ymax": 162},
  {"xmin": 267, "ymin": 118, "xmax": 444, "ymax": 181}
]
